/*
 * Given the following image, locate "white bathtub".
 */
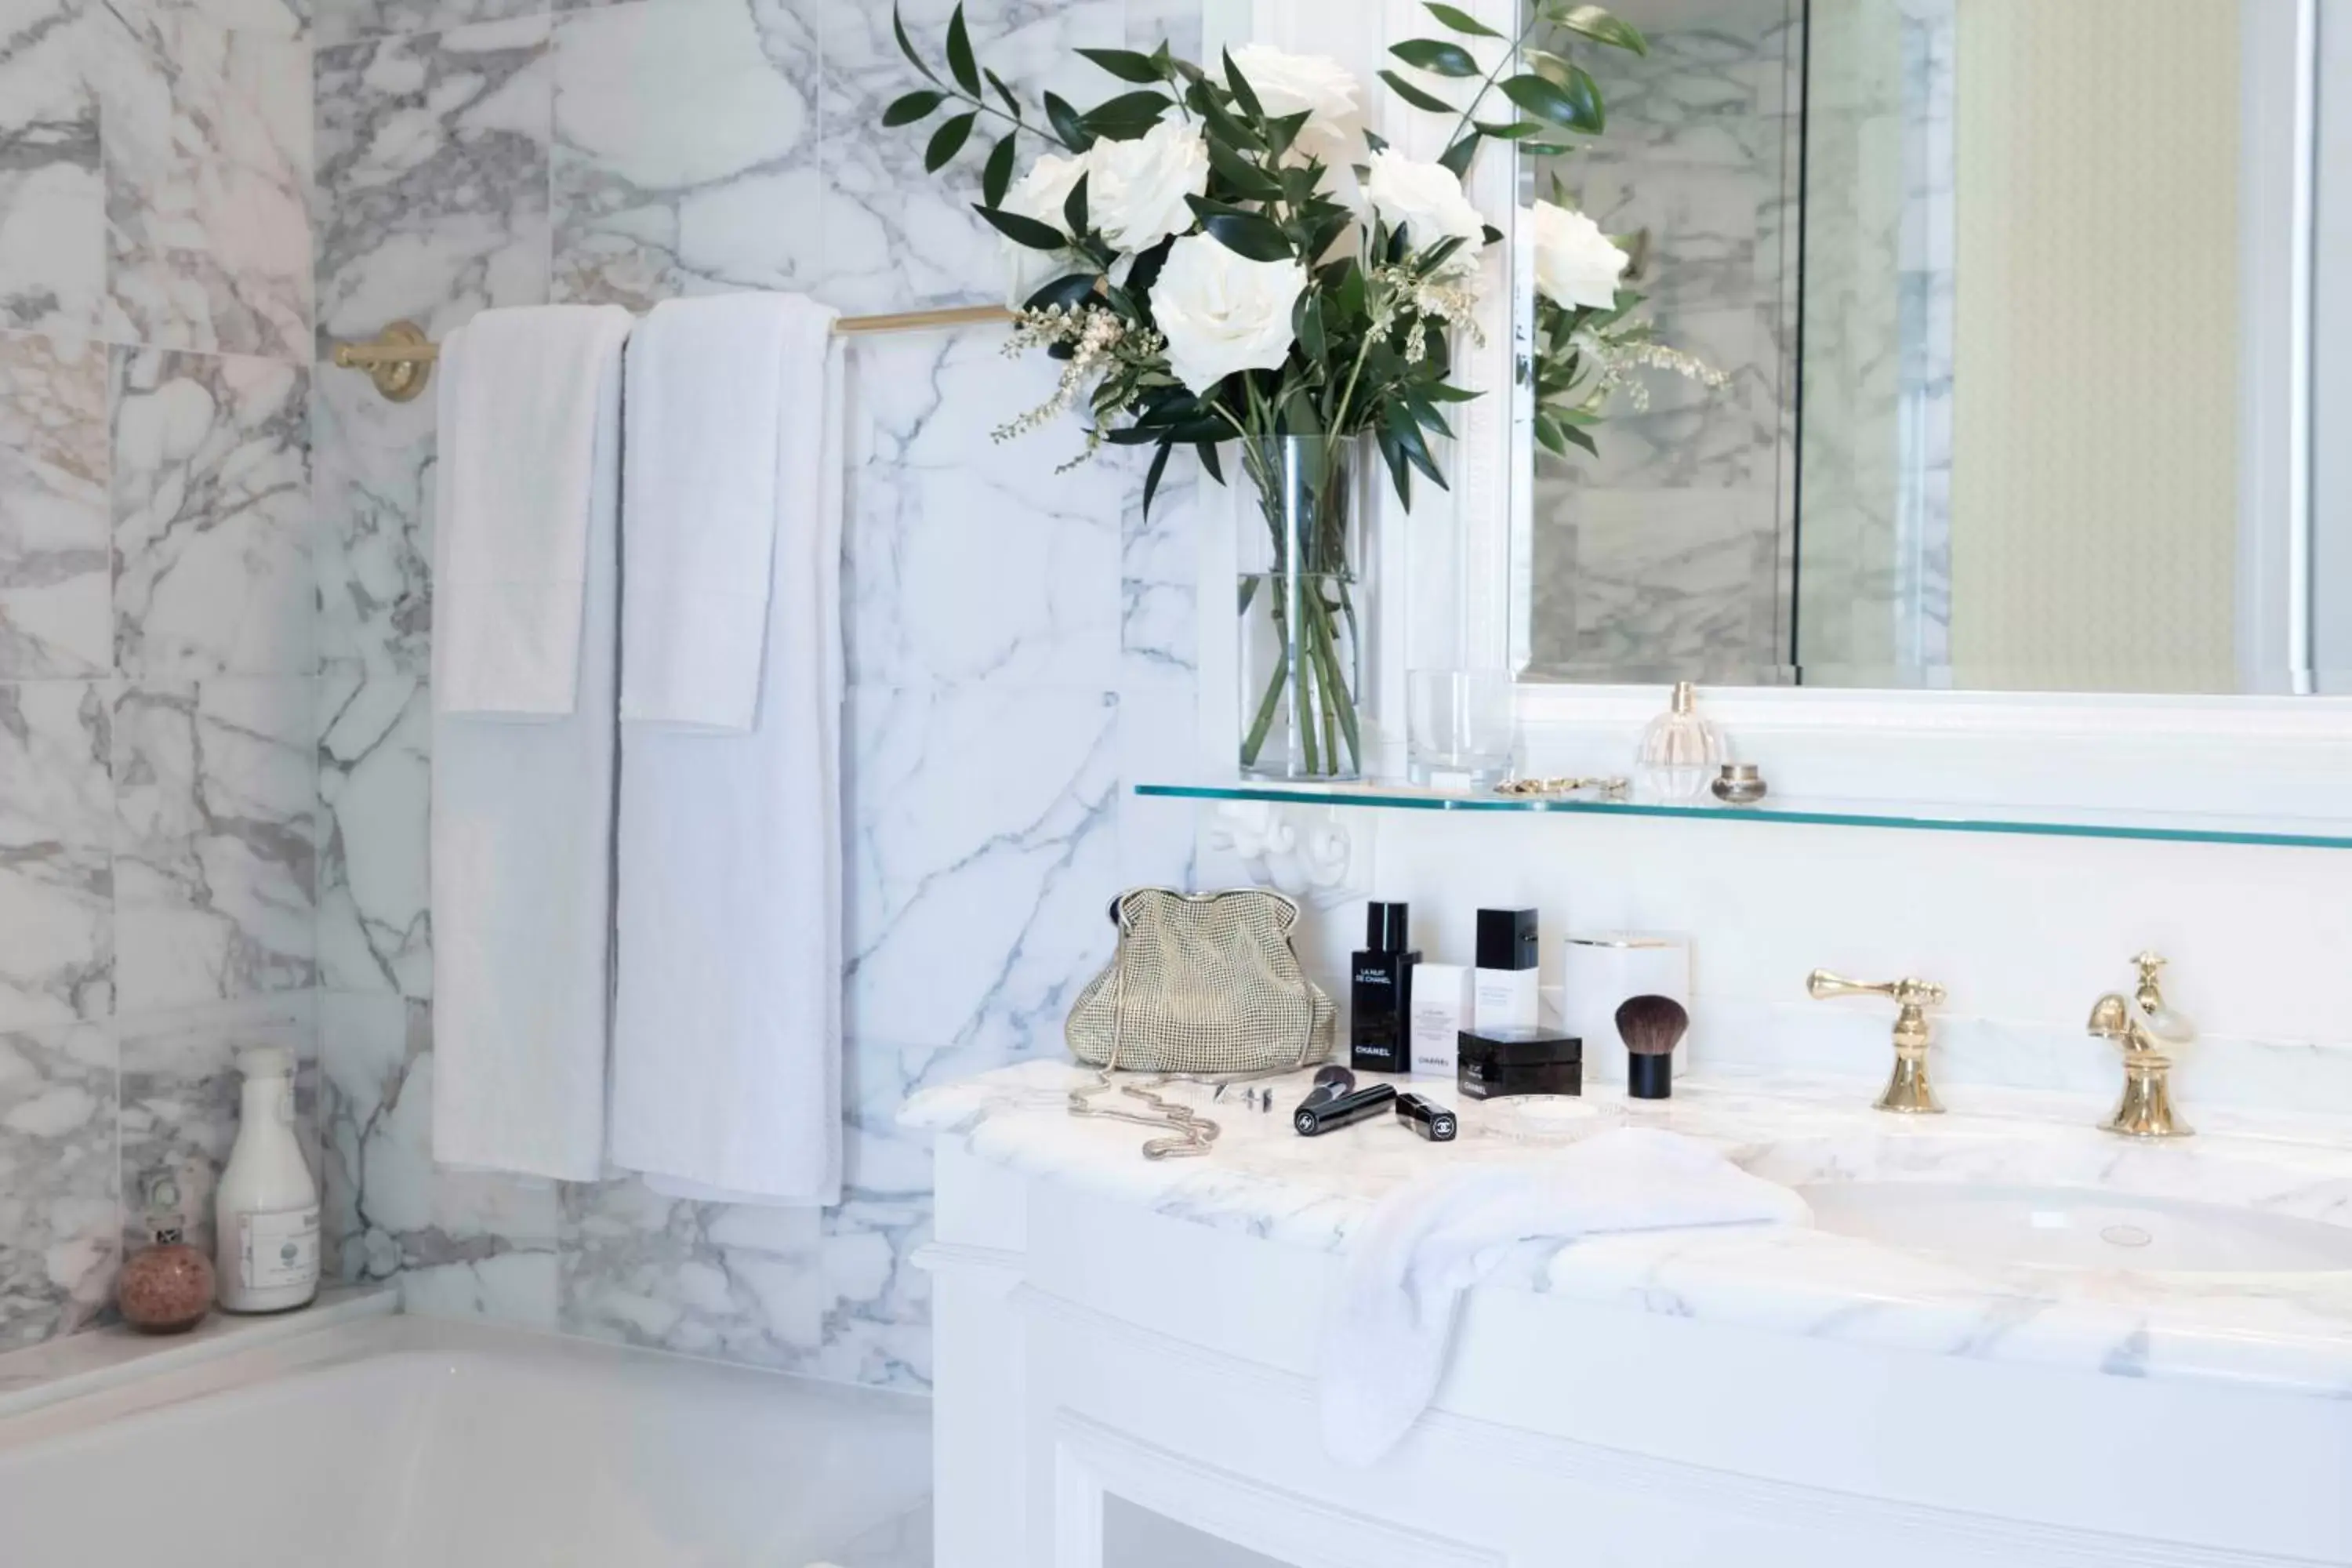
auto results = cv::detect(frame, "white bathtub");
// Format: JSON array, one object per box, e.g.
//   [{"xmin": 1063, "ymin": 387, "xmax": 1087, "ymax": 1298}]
[{"xmin": 0, "ymin": 1313, "xmax": 931, "ymax": 1566}]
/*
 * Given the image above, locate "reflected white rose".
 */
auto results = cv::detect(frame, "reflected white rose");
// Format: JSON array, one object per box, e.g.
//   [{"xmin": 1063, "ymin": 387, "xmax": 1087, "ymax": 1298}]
[
  {"xmin": 1152, "ymin": 233, "xmax": 1308, "ymax": 395},
  {"xmin": 1230, "ymin": 43, "xmax": 1364, "ymax": 167},
  {"xmin": 1530, "ymin": 199, "xmax": 1630, "ymax": 310},
  {"xmin": 998, "ymin": 151, "xmax": 1087, "ymax": 308},
  {"xmin": 1363, "ymin": 150, "xmax": 1486, "ymax": 268},
  {"xmin": 1087, "ymin": 119, "xmax": 1211, "ymax": 255}
]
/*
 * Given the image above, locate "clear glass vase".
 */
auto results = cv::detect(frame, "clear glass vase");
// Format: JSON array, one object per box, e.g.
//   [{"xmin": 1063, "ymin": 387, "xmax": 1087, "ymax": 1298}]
[{"xmin": 1236, "ymin": 434, "xmax": 1368, "ymax": 782}]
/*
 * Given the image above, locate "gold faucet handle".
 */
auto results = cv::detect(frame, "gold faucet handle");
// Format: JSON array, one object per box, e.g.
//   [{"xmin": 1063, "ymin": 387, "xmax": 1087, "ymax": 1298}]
[{"xmin": 1806, "ymin": 971, "xmax": 1947, "ymax": 1011}]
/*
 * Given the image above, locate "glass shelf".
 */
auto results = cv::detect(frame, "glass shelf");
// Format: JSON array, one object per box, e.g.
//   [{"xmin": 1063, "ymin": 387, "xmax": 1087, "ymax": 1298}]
[{"xmin": 1134, "ymin": 781, "xmax": 2352, "ymax": 852}]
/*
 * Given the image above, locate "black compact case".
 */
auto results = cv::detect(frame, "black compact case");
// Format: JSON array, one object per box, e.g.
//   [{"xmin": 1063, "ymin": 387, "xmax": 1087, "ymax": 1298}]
[{"xmin": 1456, "ymin": 1026, "xmax": 1583, "ymax": 1100}]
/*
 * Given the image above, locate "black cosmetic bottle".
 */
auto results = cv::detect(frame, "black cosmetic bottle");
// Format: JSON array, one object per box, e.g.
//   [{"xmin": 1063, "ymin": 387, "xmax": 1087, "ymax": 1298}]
[{"xmin": 1351, "ymin": 902, "xmax": 1420, "ymax": 1073}]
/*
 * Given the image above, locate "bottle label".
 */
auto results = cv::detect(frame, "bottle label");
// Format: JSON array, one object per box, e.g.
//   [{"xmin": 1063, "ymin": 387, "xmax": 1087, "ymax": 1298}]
[{"xmin": 240, "ymin": 1204, "xmax": 319, "ymax": 1291}]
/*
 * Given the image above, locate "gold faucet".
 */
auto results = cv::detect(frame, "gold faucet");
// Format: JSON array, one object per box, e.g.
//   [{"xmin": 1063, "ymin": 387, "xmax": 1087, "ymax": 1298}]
[
  {"xmin": 1807, "ymin": 971, "xmax": 1948, "ymax": 1114},
  {"xmin": 2088, "ymin": 952, "xmax": 2195, "ymax": 1138}
]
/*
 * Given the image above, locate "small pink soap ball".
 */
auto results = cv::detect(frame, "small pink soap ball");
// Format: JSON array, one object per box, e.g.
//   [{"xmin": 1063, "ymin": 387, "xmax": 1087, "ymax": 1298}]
[{"xmin": 119, "ymin": 1236, "xmax": 215, "ymax": 1335}]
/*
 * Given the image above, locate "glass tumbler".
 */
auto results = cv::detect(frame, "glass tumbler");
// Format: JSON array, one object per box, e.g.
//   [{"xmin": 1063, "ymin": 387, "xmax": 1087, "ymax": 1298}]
[{"xmin": 1407, "ymin": 670, "xmax": 1515, "ymax": 790}]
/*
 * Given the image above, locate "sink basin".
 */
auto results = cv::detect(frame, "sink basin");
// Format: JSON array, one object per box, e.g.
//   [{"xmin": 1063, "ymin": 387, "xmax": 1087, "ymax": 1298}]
[{"xmin": 1800, "ymin": 1182, "xmax": 2352, "ymax": 1274}]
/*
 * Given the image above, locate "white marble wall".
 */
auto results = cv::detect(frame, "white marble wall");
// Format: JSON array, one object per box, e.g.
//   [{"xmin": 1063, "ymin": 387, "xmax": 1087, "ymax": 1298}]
[
  {"xmin": 0, "ymin": 0, "xmax": 319, "ymax": 1349},
  {"xmin": 309, "ymin": 0, "xmax": 1202, "ymax": 1388}
]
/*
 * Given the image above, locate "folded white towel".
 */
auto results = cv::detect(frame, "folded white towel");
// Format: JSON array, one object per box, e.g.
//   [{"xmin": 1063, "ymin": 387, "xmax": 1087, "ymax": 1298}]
[
  {"xmin": 430, "ymin": 304, "xmax": 630, "ymax": 1181},
  {"xmin": 1319, "ymin": 1128, "xmax": 1809, "ymax": 1466},
  {"xmin": 433, "ymin": 305, "xmax": 635, "ymax": 716},
  {"xmin": 621, "ymin": 294, "xmax": 837, "ymax": 731},
  {"xmin": 608, "ymin": 318, "xmax": 847, "ymax": 1207}
]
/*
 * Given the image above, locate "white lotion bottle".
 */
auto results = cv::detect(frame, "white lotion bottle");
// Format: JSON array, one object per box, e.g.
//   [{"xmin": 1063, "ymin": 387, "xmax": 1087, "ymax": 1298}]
[{"xmin": 215, "ymin": 1045, "xmax": 320, "ymax": 1313}]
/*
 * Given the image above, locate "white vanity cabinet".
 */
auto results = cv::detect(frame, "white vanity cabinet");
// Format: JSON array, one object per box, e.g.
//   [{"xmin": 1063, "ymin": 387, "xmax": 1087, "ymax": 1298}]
[{"xmin": 913, "ymin": 1064, "xmax": 2352, "ymax": 1568}]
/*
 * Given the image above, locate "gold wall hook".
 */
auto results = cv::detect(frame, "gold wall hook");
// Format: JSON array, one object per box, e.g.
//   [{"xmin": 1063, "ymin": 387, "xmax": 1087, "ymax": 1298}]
[
  {"xmin": 332, "ymin": 320, "xmax": 435, "ymax": 403},
  {"xmin": 1807, "ymin": 970, "xmax": 1949, "ymax": 1114}
]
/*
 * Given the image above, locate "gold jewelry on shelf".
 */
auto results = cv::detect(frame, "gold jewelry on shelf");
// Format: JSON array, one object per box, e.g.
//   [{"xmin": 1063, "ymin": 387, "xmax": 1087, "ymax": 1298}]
[{"xmin": 1494, "ymin": 775, "xmax": 1632, "ymax": 800}]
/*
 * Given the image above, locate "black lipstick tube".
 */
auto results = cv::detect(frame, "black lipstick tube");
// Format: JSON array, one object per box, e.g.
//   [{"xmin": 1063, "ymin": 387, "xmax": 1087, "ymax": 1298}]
[
  {"xmin": 1294, "ymin": 1082, "xmax": 1399, "ymax": 1136},
  {"xmin": 1395, "ymin": 1092, "xmax": 1457, "ymax": 1142}
]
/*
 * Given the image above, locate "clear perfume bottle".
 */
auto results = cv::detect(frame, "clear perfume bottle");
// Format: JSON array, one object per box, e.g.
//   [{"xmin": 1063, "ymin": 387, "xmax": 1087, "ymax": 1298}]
[{"xmin": 1635, "ymin": 682, "xmax": 1726, "ymax": 803}]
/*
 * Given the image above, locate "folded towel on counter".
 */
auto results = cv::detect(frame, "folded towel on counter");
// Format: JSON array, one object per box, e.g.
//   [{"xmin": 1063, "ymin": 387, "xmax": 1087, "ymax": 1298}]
[
  {"xmin": 621, "ymin": 294, "xmax": 838, "ymax": 731},
  {"xmin": 430, "ymin": 304, "xmax": 633, "ymax": 1181},
  {"xmin": 1319, "ymin": 1128, "xmax": 1809, "ymax": 1466},
  {"xmin": 608, "ymin": 301, "xmax": 846, "ymax": 1207},
  {"xmin": 433, "ymin": 304, "xmax": 636, "ymax": 716}
]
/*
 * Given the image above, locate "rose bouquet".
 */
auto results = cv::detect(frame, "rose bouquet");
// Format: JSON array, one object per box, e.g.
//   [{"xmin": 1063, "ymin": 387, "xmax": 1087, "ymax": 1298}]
[{"xmin": 884, "ymin": 2, "xmax": 1711, "ymax": 779}]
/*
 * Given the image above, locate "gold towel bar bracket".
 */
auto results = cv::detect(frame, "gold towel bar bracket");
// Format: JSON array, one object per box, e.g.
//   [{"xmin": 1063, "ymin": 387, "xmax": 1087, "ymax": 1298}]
[{"xmin": 328, "ymin": 303, "xmax": 1019, "ymax": 401}]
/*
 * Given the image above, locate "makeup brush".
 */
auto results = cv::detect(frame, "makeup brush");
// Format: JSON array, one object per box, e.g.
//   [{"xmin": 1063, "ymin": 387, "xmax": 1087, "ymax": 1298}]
[{"xmin": 1616, "ymin": 994, "xmax": 1689, "ymax": 1102}]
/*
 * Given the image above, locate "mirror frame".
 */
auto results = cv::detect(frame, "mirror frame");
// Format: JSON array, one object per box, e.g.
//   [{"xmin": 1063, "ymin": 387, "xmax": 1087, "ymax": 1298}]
[{"xmin": 1194, "ymin": 0, "xmax": 2350, "ymax": 822}]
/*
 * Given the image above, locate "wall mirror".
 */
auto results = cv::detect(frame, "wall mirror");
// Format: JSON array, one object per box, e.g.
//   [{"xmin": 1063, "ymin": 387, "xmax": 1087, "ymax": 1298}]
[{"xmin": 1511, "ymin": 0, "xmax": 2335, "ymax": 695}]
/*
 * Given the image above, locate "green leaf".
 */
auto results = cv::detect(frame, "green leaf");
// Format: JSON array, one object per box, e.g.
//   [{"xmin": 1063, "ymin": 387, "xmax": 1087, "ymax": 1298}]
[
  {"xmin": 1223, "ymin": 49, "xmax": 1265, "ymax": 120},
  {"xmin": 944, "ymin": 4, "xmax": 982, "ymax": 96},
  {"xmin": 1062, "ymin": 172, "xmax": 1089, "ymax": 238},
  {"xmin": 1425, "ymin": 2, "xmax": 1504, "ymax": 38},
  {"xmin": 1390, "ymin": 38, "xmax": 1481, "ymax": 78},
  {"xmin": 1078, "ymin": 47, "xmax": 1166, "ymax": 83},
  {"xmin": 1025, "ymin": 271, "xmax": 1098, "ymax": 313},
  {"xmin": 1501, "ymin": 71, "xmax": 1602, "ymax": 133},
  {"xmin": 1196, "ymin": 440, "xmax": 1225, "ymax": 485},
  {"xmin": 883, "ymin": 89, "xmax": 946, "ymax": 128},
  {"xmin": 1385, "ymin": 401, "xmax": 1446, "ymax": 485},
  {"xmin": 1377, "ymin": 68, "xmax": 1458, "ymax": 116},
  {"xmin": 1473, "ymin": 119, "xmax": 1546, "ymax": 140},
  {"xmin": 1296, "ymin": 292, "xmax": 1327, "ymax": 361},
  {"xmin": 975, "ymin": 204, "xmax": 1068, "ymax": 252},
  {"xmin": 1437, "ymin": 135, "xmax": 1479, "ymax": 179},
  {"xmin": 1083, "ymin": 89, "xmax": 1174, "ymax": 140},
  {"xmin": 982, "ymin": 132, "xmax": 1017, "ymax": 208},
  {"xmin": 1377, "ymin": 425, "xmax": 1413, "ymax": 507},
  {"xmin": 1043, "ymin": 93, "xmax": 1094, "ymax": 151},
  {"xmin": 924, "ymin": 112, "xmax": 976, "ymax": 172},
  {"xmin": 1186, "ymin": 198, "xmax": 1294, "ymax": 263},
  {"xmin": 1142, "ymin": 441, "xmax": 1174, "ymax": 518},
  {"xmin": 1552, "ymin": 2, "xmax": 1648, "ymax": 55},
  {"xmin": 892, "ymin": 5, "xmax": 939, "ymax": 84},
  {"xmin": 1207, "ymin": 138, "xmax": 1283, "ymax": 201},
  {"xmin": 983, "ymin": 68, "xmax": 1023, "ymax": 120}
]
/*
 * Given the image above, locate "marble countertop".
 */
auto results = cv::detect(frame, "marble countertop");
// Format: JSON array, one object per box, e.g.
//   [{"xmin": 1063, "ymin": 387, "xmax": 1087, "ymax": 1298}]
[{"xmin": 902, "ymin": 1062, "xmax": 2352, "ymax": 1401}]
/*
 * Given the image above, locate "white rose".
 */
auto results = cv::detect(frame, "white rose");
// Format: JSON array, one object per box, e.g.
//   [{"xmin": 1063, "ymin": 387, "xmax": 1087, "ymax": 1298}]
[
  {"xmin": 1229, "ymin": 43, "xmax": 1364, "ymax": 167},
  {"xmin": 1363, "ymin": 150, "xmax": 1487, "ymax": 267},
  {"xmin": 998, "ymin": 151, "xmax": 1087, "ymax": 308},
  {"xmin": 1152, "ymin": 233, "xmax": 1308, "ymax": 396},
  {"xmin": 1530, "ymin": 199, "xmax": 1630, "ymax": 310},
  {"xmin": 1086, "ymin": 119, "xmax": 1210, "ymax": 256}
]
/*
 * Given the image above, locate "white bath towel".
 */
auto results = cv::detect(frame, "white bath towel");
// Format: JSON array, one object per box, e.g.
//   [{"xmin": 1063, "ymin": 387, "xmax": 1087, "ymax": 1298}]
[
  {"xmin": 433, "ymin": 304, "xmax": 635, "ymax": 716},
  {"xmin": 608, "ymin": 314, "xmax": 847, "ymax": 1207},
  {"xmin": 1319, "ymin": 1128, "xmax": 1809, "ymax": 1466},
  {"xmin": 430, "ymin": 305, "xmax": 632, "ymax": 1181},
  {"xmin": 622, "ymin": 294, "xmax": 837, "ymax": 731}
]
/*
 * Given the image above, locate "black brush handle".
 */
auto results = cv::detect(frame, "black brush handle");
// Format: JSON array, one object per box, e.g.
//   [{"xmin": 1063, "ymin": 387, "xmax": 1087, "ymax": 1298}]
[
  {"xmin": 1628, "ymin": 1051, "xmax": 1673, "ymax": 1101},
  {"xmin": 1294, "ymin": 1083, "xmax": 1398, "ymax": 1136}
]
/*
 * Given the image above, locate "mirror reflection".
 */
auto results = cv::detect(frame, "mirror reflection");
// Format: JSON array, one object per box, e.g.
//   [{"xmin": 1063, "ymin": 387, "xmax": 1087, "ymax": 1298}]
[{"xmin": 1519, "ymin": 0, "xmax": 2324, "ymax": 694}]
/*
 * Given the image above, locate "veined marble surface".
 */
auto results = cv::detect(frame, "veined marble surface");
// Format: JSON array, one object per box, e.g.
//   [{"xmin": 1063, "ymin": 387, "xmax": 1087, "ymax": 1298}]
[{"xmin": 905, "ymin": 1059, "xmax": 2352, "ymax": 1400}]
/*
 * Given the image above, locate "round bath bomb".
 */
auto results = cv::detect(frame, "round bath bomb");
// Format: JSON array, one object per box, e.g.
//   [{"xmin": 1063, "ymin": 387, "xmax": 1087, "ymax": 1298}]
[{"xmin": 118, "ymin": 1243, "xmax": 215, "ymax": 1334}]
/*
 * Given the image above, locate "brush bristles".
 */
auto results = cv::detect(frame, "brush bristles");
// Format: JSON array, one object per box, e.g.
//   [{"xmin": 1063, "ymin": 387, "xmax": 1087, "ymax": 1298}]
[{"xmin": 1615, "ymin": 994, "xmax": 1690, "ymax": 1055}]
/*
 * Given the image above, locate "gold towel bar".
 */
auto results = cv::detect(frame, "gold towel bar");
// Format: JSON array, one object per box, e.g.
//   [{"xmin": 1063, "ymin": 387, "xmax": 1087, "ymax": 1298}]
[{"xmin": 329, "ymin": 303, "xmax": 1018, "ymax": 402}]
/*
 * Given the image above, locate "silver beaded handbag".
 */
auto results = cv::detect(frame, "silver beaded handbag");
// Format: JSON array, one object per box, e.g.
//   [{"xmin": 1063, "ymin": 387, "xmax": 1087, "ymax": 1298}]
[
  {"xmin": 1065, "ymin": 888, "xmax": 1336, "ymax": 1160},
  {"xmin": 1066, "ymin": 887, "xmax": 1336, "ymax": 1076}
]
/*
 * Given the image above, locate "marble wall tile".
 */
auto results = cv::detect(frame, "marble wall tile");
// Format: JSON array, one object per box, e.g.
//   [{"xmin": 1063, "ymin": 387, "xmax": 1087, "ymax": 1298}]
[
  {"xmin": 311, "ymin": 0, "xmax": 534, "ymax": 50},
  {"xmin": 0, "ymin": 331, "xmax": 111, "ymax": 677},
  {"xmin": 549, "ymin": 0, "xmax": 823, "ymax": 311},
  {"xmin": 845, "ymin": 681, "xmax": 1118, "ymax": 1062},
  {"xmin": 318, "ymin": 993, "xmax": 557, "ymax": 1323},
  {"xmin": 0, "ymin": 0, "xmax": 103, "ymax": 334},
  {"xmin": 316, "ymin": 662, "xmax": 428, "ymax": 996},
  {"xmin": 1125, "ymin": 0, "xmax": 1201, "ymax": 61},
  {"xmin": 113, "ymin": 678, "xmax": 317, "ymax": 1013},
  {"xmin": 812, "ymin": 0, "xmax": 1123, "ymax": 314},
  {"xmin": 314, "ymin": 16, "xmax": 552, "ymax": 355},
  {"xmin": 0, "ymin": 1023, "xmax": 118, "ymax": 1349},
  {"xmin": 117, "ymin": 995, "xmax": 316, "ymax": 1261},
  {"xmin": 112, "ymin": 347, "xmax": 313, "ymax": 681},
  {"xmin": 557, "ymin": 1176, "xmax": 826, "ymax": 1368},
  {"xmin": 0, "ymin": 682, "xmax": 113, "ymax": 1028},
  {"xmin": 844, "ymin": 332, "xmax": 1121, "ymax": 688},
  {"xmin": 98, "ymin": 9, "xmax": 313, "ymax": 362},
  {"xmin": 310, "ymin": 350, "xmax": 431, "ymax": 673}
]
